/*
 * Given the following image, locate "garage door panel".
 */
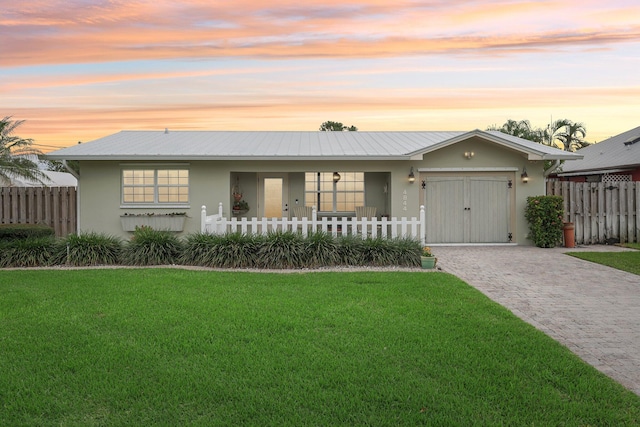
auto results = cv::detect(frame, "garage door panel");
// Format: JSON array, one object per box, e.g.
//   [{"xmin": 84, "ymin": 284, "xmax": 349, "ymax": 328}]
[
  {"xmin": 425, "ymin": 177, "xmax": 464, "ymax": 243},
  {"xmin": 469, "ymin": 178, "xmax": 509, "ymax": 243}
]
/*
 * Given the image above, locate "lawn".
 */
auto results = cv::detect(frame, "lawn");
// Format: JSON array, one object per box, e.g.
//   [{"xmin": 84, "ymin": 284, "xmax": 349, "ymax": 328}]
[
  {"xmin": 1, "ymin": 269, "xmax": 639, "ymax": 426},
  {"xmin": 567, "ymin": 248, "xmax": 640, "ymax": 275}
]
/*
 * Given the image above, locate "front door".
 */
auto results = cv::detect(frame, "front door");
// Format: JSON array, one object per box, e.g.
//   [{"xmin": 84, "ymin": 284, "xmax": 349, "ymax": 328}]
[{"xmin": 259, "ymin": 174, "xmax": 289, "ymax": 218}]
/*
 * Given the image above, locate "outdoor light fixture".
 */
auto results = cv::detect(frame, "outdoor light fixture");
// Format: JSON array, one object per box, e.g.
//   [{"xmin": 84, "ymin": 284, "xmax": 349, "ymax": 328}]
[
  {"xmin": 333, "ymin": 172, "xmax": 341, "ymax": 183},
  {"xmin": 464, "ymin": 151, "xmax": 475, "ymax": 159},
  {"xmin": 521, "ymin": 167, "xmax": 529, "ymax": 183},
  {"xmin": 408, "ymin": 167, "xmax": 416, "ymax": 183}
]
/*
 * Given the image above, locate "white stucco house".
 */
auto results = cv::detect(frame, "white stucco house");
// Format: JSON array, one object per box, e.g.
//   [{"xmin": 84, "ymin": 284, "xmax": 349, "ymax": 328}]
[{"xmin": 46, "ymin": 129, "xmax": 581, "ymax": 244}]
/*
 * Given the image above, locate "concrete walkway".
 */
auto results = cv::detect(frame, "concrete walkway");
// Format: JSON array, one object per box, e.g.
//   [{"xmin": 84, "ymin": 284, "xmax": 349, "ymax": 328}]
[{"xmin": 434, "ymin": 244, "xmax": 640, "ymax": 395}]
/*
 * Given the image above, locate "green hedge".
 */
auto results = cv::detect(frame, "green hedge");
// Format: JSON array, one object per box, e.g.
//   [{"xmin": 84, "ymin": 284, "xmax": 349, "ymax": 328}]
[
  {"xmin": 525, "ymin": 195, "xmax": 564, "ymax": 248},
  {"xmin": 0, "ymin": 228, "xmax": 423, "ymax": 269},
  {"xmin": 0, "ymin": 224, "xmax": 55, "ymax": 241}
]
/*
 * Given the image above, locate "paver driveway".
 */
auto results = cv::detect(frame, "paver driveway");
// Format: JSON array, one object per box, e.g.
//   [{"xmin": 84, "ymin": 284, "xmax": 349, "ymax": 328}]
[{"xmin": 434, "ymin": 245, "xmax": 640, "ymax": 395}]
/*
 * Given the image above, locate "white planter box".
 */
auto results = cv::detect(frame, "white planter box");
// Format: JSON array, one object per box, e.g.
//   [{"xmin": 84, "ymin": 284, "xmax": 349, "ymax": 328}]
[{"xmin": 120, "ymin": 216, "xmax": 186, "ymax": 232}]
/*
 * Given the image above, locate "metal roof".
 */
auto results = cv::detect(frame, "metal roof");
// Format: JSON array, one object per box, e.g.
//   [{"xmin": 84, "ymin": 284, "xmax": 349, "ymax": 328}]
[
  {"xmin": 46, "ymin": 129, "xmax": 581, "ymax": 161},
  {"xmin": 559, "ymin": 126, "xmax": 640, "ymax": 174}
]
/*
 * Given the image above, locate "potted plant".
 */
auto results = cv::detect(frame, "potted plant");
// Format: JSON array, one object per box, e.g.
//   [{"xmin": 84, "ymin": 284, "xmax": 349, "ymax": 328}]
[
  {"xmin": 232, "ymin": 199, "xmax": 249, "ymax": 215},
  {"xmin": 420, "ymin": 246, "xmax": 437, "ymax": 269}
]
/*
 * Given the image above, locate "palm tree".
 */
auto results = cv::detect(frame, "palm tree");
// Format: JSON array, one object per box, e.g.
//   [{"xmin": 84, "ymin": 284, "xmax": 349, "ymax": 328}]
[
  {"xmin": 555, "ymin": 121, "xmax": 588, "ymax": 152},
  {"xmin": 487, "ymin": 119, "xmax": 543, "ymax": 142},
  {"xmin": 0, "ymin": 116, "xmax": 47, "ymax": 185}
]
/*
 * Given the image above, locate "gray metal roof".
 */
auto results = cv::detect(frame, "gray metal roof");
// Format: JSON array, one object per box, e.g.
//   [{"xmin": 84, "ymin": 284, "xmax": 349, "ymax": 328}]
[
  {"xmin": 559, "ymin": 126, "xmax": 640, "ymax": 174},
  {"xmin": 46, "ymin": 129, "xmax": 581, "ymax": 161}
]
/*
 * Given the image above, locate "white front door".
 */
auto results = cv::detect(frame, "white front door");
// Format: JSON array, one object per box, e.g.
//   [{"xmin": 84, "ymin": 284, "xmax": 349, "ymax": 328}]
[
  {"xmin": 424, "ymin": 174, "xmax": 512, "ymax": 243},
  {"xmin": 259, "ymin": 174, "xmax": 289, "ymax": 218}
]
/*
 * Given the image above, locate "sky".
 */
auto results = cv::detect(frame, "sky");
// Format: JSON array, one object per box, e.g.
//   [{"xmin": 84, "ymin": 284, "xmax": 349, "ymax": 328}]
[{"xmin": 1, "ymin": 0, "xmax": 639, "ymax": 152}]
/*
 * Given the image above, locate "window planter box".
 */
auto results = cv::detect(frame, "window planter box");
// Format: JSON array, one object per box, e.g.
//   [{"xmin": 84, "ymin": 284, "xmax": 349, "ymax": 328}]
[{"xmin": 120, "ymin": 215, "xmax": 186, "ymax": 232}]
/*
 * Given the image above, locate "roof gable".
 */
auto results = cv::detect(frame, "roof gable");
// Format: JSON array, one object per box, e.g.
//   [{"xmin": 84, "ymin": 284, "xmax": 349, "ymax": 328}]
[{"xmin": 46, "ymin": 129, "xmax": 581, "ymax": 162}]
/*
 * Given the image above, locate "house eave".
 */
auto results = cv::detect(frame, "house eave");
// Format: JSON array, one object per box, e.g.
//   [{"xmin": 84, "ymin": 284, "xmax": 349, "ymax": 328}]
[
  {"xmin": 46, "ymin": 154, "xmax": 412, "ymax": 162},
  {"xmin": 557, "ymin": 167, "xmax": 637, "ymax": 177}
]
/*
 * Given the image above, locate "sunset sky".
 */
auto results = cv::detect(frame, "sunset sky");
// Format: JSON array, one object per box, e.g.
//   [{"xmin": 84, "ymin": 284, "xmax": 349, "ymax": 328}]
[{"xmin": 2, "ymin": 0, "xmax": 639, "ymax": 152}]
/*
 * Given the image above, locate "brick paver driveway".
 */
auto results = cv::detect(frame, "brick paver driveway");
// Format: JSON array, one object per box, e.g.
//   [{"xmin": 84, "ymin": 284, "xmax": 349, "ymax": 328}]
[{"xmin": 434, "ymin": 245, "xmax": 640, "ymax": 395}]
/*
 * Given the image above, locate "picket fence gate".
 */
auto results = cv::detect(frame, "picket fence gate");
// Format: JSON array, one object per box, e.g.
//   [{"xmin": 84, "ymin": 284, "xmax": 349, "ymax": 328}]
[
  {"xmin": 202, "ymin": 203, "xmax": 427, "ymax": 246},
  {"xmin": 546, "ymin": 180, "xmax": 639, "ymax": 244},
  {"xmin": 0, "ymin": 186, "xmax": 77, "ymax": 237}
]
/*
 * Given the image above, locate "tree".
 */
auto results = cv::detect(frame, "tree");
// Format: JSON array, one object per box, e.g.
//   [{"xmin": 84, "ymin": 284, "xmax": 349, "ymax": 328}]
[
  {"xmin": 0, "ymin": 116, "xmax": 47, "ymax": 185},
  {"xmin": 487, "ymin": 119, "xmax": 543, "ymax": 142},
  {"xmin": 554, "ymin": 120, "xmax": 588, "ymax": 152},
  {"xmin": 319, "ymin": 121, "xmax": 358, "ymax": 131}
]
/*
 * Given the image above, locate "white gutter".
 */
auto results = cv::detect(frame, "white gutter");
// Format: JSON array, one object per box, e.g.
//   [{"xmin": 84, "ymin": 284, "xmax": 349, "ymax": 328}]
[
  {"xmin": 62, "ymin": 160, "xmax": 79, "ymax": 179},
  {"xmin": 544, "ymin": 160, "xmax": 562, "ymax": 177}
]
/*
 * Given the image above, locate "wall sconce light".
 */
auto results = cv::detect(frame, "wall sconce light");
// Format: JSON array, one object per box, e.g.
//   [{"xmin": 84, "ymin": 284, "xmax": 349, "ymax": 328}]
[
  {"xmin": 464, "ymin": 151, "xmax": 475, "ymax": 159},
  {"xmin": 408, "ymin": 167, "xmax": 415, "ymax": 183},
  {"xmin": 521, "ymin": 167, "xmax": 529, "ymax": 183},
  {"xmin": 333, "ymin": 172, "xmax": 341, "ymax": 183}
]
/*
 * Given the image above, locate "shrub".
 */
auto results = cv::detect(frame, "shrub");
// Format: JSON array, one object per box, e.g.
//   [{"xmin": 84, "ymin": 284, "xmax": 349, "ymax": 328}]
[
  {"xmin": 392, "ymin": 237, "xmax": 422, "ymax": 267},
  {"xmin": 525, "ymin": 195, "xmax": 564, "ymax": 248},
  {"xmin": 182, "ymin": 232, "xmax": 260, "ymax": 268},
  {"xmin": 304, "ymin": 231, "xmax": 339, "ymax": 268},
  {"xmin": 60, "ymin": 232, "xmax": 123, "ymax": 266},
  {"xmin": 360, "ymin": 236, "xmax": 397, "ymax": 266},
  {"xmin": 256, "ymin": 231, "xmax": 305, "ymax": 269},
  {"xmin": 336, "ymin": 234, "xmax": 365, "ymax": 265},
  {"xmin": 0, "ymin": 224, "xmax": 55, "ymax": 241},
  {"xmin": 121, "ymin": 226, "xmax": 182, "ymax": 266},
  {"xmin": 0, "ymin": 236, "xmax": 59, "ymax": 267}
]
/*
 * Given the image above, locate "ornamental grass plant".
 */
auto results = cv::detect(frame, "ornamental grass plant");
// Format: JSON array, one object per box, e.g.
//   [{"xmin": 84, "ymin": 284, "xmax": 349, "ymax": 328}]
[
  {"xmin": 60, "ymin": 232, "xmax": 123, "ymax": 266},
  {"xmin": 121, "ymin": 226, "xmax": 183, "ymax": 266},
  {"xmin": 181, "ymin": 232, "xmax": 261, "ymax": 268},
  {"xmin": 0, "ymin": 236, "xmax": 60, "ymax": 267},
  {"xmin": 304, "ymin": 231, "xmax": 340, "ymax": 268},
  {"xmin": 256, "ymin": 230, "xmax": 306, "ymax": 269}
]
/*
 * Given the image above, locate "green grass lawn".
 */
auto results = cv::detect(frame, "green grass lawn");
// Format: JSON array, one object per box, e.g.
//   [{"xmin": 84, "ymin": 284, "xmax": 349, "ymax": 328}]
[
  {"xmin": 567, "ymin": 249, "xmax": 640, "ymax": 275},
  {"xmin": 1, "ymin": 269, "xmax": 639, "ymax": 426}
]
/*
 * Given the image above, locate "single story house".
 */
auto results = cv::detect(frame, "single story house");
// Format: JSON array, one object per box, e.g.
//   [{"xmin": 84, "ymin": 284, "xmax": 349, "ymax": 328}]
[
  {"xmin": 46, "ymin": 129, "xmax": 580, "ymax": 245},
  {"xmin": 555, "ymin": 125, "xmax": 640, "ymax": 182}
]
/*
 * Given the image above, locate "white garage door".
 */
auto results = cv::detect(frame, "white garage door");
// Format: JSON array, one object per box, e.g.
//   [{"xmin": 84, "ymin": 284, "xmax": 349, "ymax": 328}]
[{"xmin": 424, "ymin": 175, "xmax": 512, "ymax": 244}]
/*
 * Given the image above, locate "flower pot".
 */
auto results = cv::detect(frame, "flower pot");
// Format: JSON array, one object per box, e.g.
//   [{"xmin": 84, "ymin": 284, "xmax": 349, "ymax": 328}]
[
  {"xmin": 563, "ymin": 222, "xmax": 575, "ymax": 248},
  {"xmin": 421, "ymin": 256, "xmax": 437, "ymax": 269}
]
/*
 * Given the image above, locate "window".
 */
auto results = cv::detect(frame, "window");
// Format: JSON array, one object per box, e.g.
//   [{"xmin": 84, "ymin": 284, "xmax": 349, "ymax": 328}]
[
  {"xmin": 122, "ymin": 169, "xmax": 189, "ymax": 205},
  {"xmin": 305, "ymin": 172, "xmax": 364, "ymax": 212}
]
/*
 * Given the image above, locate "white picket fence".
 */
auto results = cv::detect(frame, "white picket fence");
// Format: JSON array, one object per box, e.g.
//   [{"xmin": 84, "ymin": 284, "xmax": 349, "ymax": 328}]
[{"xmin": 201, "ymin": 203, "xmax": 426, "ymax": 245}]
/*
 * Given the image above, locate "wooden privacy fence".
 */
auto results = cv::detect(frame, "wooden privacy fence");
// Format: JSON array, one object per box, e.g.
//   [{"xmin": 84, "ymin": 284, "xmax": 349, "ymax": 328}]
[
  {"xmin": 0, "ymin": 187, "xmax": 77, "ymax": 237},
  {"xmin": 202, "ymin": 203, "xmax": 427, "ymax": 246},
  {"xmin": 546, "ymin": 181, "xmax": 639, "ymax": 244}
]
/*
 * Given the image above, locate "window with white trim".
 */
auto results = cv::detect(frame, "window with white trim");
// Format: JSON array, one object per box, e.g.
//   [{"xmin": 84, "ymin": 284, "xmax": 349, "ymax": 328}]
[
  {"xmin": 122, "ymin": 169, "xmax": 189, "ymax": 204},
  {"xmin": 304, "ymin": 172, "xmax": 364, "ymax": 212}
]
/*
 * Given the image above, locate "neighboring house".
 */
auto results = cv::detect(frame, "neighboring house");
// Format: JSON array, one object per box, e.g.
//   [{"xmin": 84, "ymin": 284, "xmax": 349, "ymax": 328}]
[
  {"xmin": 46, "ymin": 129, "xmax": 580, "ymax": 245},
  {"xmin": 555, "ymin": 125, "xmax": 640, "ymax": 182},
  {"xmin": 5, "ymin": 170, "xmax": 78, "ymax": 187}
]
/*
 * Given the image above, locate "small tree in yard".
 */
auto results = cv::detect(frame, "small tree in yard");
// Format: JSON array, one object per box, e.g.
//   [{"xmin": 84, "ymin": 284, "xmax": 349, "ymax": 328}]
[{"xmin": 525, "ymin": 196, "xmax": 564, "ymax": 248}]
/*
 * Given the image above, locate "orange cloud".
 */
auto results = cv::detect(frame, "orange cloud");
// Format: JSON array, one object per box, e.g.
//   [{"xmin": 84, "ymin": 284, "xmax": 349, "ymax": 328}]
[{"xmin": 3, "ymin": 1, "xmax": 640, "ymax": 66}]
